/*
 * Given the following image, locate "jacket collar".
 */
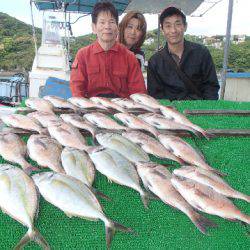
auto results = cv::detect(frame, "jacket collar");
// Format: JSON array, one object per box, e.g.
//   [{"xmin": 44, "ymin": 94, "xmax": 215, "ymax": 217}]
[
  {"xmin": 164, "ymin": 40, "xmax": 196, "ymax": 64},
  {"xmin": 93, "ymin": 40, "xmax": 119, "ymax": 54}
]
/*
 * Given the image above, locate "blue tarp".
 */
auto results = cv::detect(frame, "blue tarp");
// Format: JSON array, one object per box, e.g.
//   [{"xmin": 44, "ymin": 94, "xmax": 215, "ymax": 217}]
[{"xmin": 34, "ymin": 0, "xmax": 130, "ymax": 14}]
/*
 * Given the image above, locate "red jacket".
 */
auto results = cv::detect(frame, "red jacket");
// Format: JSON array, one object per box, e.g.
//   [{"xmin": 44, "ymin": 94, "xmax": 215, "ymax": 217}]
[{"xmin": 70, "ymin": 41, "xmax": 147, "ymax": 98}]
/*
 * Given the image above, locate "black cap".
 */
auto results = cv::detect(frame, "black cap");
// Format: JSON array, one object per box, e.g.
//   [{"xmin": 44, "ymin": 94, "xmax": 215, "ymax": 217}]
[{"xmin": 159, "ymin": 6, "xmax": 186, "ymax": 26}]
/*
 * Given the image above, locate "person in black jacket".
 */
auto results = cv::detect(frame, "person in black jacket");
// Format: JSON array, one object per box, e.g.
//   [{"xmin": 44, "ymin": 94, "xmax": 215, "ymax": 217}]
[{"xmin": 147, "ymin": 6, "xmax": 220, "ymax": 100}]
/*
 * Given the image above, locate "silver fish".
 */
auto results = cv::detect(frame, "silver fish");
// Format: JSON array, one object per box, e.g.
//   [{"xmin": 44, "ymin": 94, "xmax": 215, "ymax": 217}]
[
  {"xmin": 160, "ymin": 106, "xmax": 211, "ymax": 139},
  {"xmin": 27, "ymin": 134, "xmax": 65, "ymax": 173},
  {"xmin": 171, "ymin": 175, "xmax": 250, "ymax": 224},
  {"xmin": 33, "ymin": 172, "xmax": 132, "ymax": 249},
  {"xmin": 130, "ymin": 93, "xmax": 162, "ymax": 110},
  {"xmin": 114, "ymin": 112, "xmax": 160, "ymax": 138},
  {"xmin": 0, "ymin": 133, "xmax": 37, "ymax": 174},
  {"xmin": 61, "ymin": 147, "xmax": 95, "ymax": 186},
  {"xmin": 90, "ymin": 97, "xmax": 126, "ymax": 112},
  {"xmin": 27, "ymin": 111, "xmax": 62, "ymax": 128},
  {"xmin": 158, "ymin": 134, "xmax": 225, "ymax": 176},
  {"xmin": 48, "ymin": 121, "xmax": 90, "ymax": 151},
  {"xmin": 138, "ymin": 113, "xmax": 200, "ymax": 137},
  {"xmin": 60, "ymin": 113, "xmax": 97, "ymax": 138},
  {"xmin": 1, "ymin": 114, "xmax": 45, "ymax": 134},
  {"xmin": 0, "ymin": 164, "xmax": 49, "ymax": 249},
  {"xmin": 122, "ymin": 130, "xmax": 184, "ymax": 164},
  {"xmin": 111, "ymin": 98, "xmax": 158, "ymax": 113},
  {"xmin": 84, "ymin": 112, "xmax": 127, "ymax": 130},
  {"xmin": 173, "ymin": 166, "xmax": 250, "ymax": 203},
  {"xmin": 43, "ymin": 95, "xmax": 77, "ymax": 111},
  {"xmin": 95, "ymin": 132, "xmax": 150, "ymax": 163},
  {"xmin": 68, "ymin": 97, "xmax": 107, "ymax": 110},
  {"xmin": 88, "ymin": 147, "xmax": 149, "ymax": 207},
  {"xmin": 25, "ymin": 97, "xmax": 54, "ymax": 114},
  {"xmin": 136, "ymin": 162, "xmax": 217, "ymax": 234}
]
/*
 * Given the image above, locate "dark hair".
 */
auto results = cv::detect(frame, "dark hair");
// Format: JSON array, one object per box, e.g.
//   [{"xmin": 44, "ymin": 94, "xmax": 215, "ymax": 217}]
[
  {"xmin": 119, "ymin": 11, "xmax": 147, "ymax": 51},
  {"xmin": 159, "ymin": 7, "xmax": 186, "ymax": 27},
  {"xmin": 91, "ymin": 1, "xmax": 118, "ymax": 24}
]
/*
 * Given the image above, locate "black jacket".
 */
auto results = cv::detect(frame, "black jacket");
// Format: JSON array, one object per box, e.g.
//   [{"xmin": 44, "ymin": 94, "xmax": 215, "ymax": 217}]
[{"xmin": 147, "ymin": 40, "xmax": 220, "ymax": 100}]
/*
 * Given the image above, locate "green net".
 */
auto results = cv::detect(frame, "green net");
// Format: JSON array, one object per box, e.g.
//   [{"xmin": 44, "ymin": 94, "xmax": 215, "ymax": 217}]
[{"xmin": 0, "ymin": 100, "xmax": 249, "ymax": 249}]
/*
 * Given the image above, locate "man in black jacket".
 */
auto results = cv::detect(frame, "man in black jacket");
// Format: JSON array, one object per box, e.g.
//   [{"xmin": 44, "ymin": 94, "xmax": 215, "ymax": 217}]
[{"xmin": 147, "ymin": 6, "xmax": 220, "ymax": 100}]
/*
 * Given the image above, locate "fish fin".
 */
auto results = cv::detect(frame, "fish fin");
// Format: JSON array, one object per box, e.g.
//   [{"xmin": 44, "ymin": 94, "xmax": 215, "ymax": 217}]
[
  {"xmin": 211, "ymin": 168, "xmax": 227, "ymax": 177},
  {"xmin": 65, "ymin": 212, "xmax": 74, "ymax": 218},
  {"xmin": 90, "ymin": 187, "xmax": 112, "ymax": 201},
  {"xmin": 190, "ymin": 212, "xmax": 218, "ymax": 235},
  {"xmin": 14, "ymin": 228, "xmax": 50, "ymax": 250},
  {"xmin": 194, "ymin": 189, "xmax": 211, "ymax": 199},
  {"xmin": 23, "ymin": 166, "xmax": 40, "ymax": 175},
  {"xmin": 105, "ymin": 220, "xmax": 134, "ymax": 249}
]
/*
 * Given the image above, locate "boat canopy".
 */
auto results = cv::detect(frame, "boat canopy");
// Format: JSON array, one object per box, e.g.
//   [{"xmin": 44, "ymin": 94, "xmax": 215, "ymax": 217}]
[
  {"xmin": 33, "ymin": 0, "xmax": 131, "ymax": 14},
  {"xmin": 33, "ymin": 0, "xmax": 204, "ymax": 15}
]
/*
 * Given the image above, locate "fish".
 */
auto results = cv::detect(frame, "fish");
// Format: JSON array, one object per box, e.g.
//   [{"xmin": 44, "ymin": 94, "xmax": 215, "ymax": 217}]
[
  {"xmin": 173, "ymin": 166, "xmax": 250, "ymax": 203},
  {"xmin": 90, "ymin": 97, "xmax": 126, "ymax": 113},
  {"xmin": 33, "ymin": 172, "xmax": 132, "ymax": 249},
  {"xmin": 48, "ymin": 121, "xmax": 91, "ymax": 151},
  {"xmin": 130, "ymin": 93, "xmax": 162, "ymax": 110},
  {"xmin": 122, "ymin": 131, "xmax": 184, "ymax": 164},
  {"xmin": 160, "ymin": 106, "xmax": 211, "ymax": 139},
  {"xmin": 27, "ymin": 134, "xmax": 65, "ymax": 173},
  {"xmin": 138, "ymin": 113, "xmax": 200, "ymax": 137},
  {"xmin": 60, "ymin": 113, "xmax": 97, "ymax": 138},
  {"xmin": 171, "ymin": 175, "xmax": 250, "ymax": 224},
  {"xmin": 136, "ymin": 162, "xmax": 217, "ymax": 234},
  {"xmin": 25, "ymin": 97, "xmax": 54, "ymax": 114},
  {"xmin": 114, "ymin": 112, "xmax": 160, "ymax": 138},
  {"xmin": 43, "ymin": 95, "xmax": 78, "ymax": 111},
  {"xmin": 84, "ymin": 112, "xmax": 128, "ymax": 131},
  {"xmin": 68, "ymin": 97, "xmax": 107, "ymax": 110},
  {"xmin": 88, "ymin": 147, "xmax": 149, "ymax": 207},
  {"xmin": 0, "ymin": 164, "xmax": 49, "ymax": 249},
  {"xmin": 111, "ymin": 98, "xmax": 158, "ymax": 113},
  {"xmin": 0, "ymin": 133, "xmax": 37, "ymax": 174},
  {"xmin": 95, "ymin": 132, "xmax": 150, "ymax": 163},
  {"xmin": 27, "ymin": 111, "xmax": 62, "ymax": 128},
  {"xmin": 1, "ymin": 114, "xmax": 46, "ymax": 134},
  {"xmin": 158, "ymin": 134, "xmax": 225, "ymax": 176},
  {"xmin": 61, "ymin": 147, "xmax": 95, "ymax": 186}
]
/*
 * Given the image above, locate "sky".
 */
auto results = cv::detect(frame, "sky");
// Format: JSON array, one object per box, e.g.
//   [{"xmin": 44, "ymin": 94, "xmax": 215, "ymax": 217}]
[{"xmin": 0, "ymin": 0, "xmax": 249, "ymax": 37}]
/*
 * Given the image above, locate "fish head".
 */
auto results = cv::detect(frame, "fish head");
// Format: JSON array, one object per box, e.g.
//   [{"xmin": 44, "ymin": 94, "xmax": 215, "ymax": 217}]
[
  {"xmin": 0, "ymin": 164, "xmax": 15, "ymax": 172},
  {"xmin": 32, "ymin": 171, "xmax": 55, "ymax": 185},
  {"xmin": 86, "ymin": 145, "xmax": 105, "ymax": 155}
]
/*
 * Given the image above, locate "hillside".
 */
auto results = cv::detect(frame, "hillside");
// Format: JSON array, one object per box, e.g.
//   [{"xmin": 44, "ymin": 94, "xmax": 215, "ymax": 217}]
[
  {"xmin": 0, "ymin": 12, "xmax": 249, "ymax": 72},
  {"xmin": 0, "ymin": 12, "xmax": 42, "ymax": 71}
]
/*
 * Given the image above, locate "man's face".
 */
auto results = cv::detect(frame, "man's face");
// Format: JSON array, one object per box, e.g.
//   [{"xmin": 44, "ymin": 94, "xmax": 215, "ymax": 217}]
[
  {"xmin": 92, "ymin": 11, "xmax": 118, "ymax": 43},
  {"xmin": 162, "ymin": 14, "xmax": 187, "ymax": 46}
]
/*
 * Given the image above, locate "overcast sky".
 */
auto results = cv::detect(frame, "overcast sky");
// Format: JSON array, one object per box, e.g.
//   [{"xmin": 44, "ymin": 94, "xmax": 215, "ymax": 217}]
[{"xmin": 0, "ymin": 0, "xmax": 249, "ymax": 37}]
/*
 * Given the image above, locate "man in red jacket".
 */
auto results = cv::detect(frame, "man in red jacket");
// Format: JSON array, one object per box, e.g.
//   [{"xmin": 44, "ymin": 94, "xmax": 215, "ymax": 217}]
[{"xmin": 70, "ymin": 1, "xmax": 147, "ymax": 98}]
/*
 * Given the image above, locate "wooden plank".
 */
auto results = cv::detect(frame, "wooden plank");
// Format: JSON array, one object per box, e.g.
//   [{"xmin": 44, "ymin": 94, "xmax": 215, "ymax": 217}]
[{"xmin": 184, "ymin": 109, "xmax": 250, "ymax": 116}]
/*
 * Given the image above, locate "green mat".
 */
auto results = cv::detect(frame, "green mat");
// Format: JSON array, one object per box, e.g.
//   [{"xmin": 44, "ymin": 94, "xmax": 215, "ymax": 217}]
[{"xmin": 0, "ymin": 100, "xmax": 250, "ymax": 250}]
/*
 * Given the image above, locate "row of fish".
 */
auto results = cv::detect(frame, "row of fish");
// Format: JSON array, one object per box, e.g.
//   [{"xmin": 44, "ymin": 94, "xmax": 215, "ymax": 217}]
[
  {"xmin": 0, "ymin": 94, "xmax": 249, "ymax": 249},
  {"xmin": 22, "ymin": 94, "xmax": 210, "ymax": 138}
]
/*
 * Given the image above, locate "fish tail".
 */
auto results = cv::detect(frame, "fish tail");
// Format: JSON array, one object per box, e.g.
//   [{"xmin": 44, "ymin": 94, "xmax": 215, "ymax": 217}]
[
  {"xmin": 190, "ymin": 212, "xmax": 218, "ymax": 235},
  {"xmin": 237, "ymin": 213, "xmax": 250, "ymax": 224},
  {"xmin": 20, "ymin": 160, "xmax": 39, "ymax": 175},
  {"xmin": 105, "ymin": 220, "xmax": 133, "ymax": 249},
  {"xmin": 240, "ymin": 194, "xmax": 250, "ymax": 203},
  {"xmin": 140, "ymin": 191, "xmax": 151, "ymax": 209},
  {"xmin": 194, "ymin": 127, "xmax": 214, "ymax": 140},
  {"xmin": 211, "ymin": 168, "xmax": 227, "ymax": 177},
  {"xmin": 14, "ymin": 227, "xmax": 50, "ymax": 250}
]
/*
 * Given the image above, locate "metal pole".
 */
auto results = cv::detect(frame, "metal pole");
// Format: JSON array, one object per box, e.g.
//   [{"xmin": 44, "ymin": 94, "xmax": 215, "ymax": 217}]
[
  {"xmin": 157, "ymin": 14, "xmax": 160, "ymax": 51},
  {"xmin": 29, "ymin": 0, "xmax": 38, "ymax": 57},
  {"xmin": 220, "ymin": 0, "xmax": 234, "ymax": 100}
]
